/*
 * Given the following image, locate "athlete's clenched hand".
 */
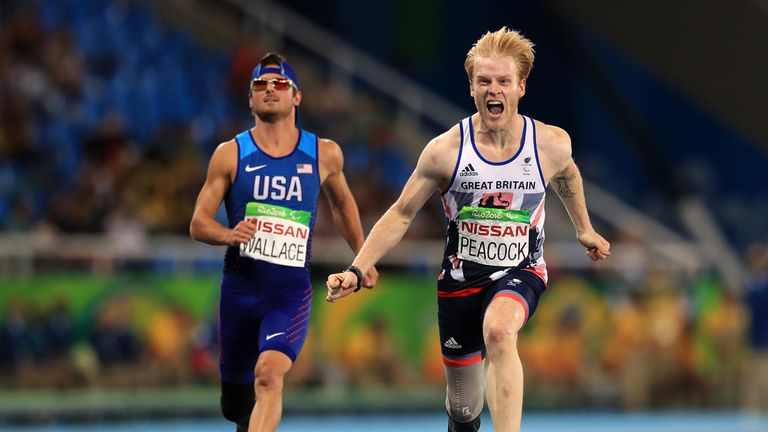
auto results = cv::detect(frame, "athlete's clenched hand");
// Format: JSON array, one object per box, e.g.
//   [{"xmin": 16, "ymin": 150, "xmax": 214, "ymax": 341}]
[
  {"xmin": 577, "ymin": 229, "xmax": 611, "ymax": 261},
  {"xmin": 325, "ymin": 271, "xmax": 359, "ymax": 302},
  {"xmin": 229, "ymin": 218, "xmax": 257, "ymax": 246}
]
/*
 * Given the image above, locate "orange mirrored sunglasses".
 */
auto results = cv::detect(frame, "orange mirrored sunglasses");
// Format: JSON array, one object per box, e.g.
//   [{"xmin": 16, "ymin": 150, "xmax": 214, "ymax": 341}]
[{"xmin": 251, "ymin": 78, "xmax": 294, "ymax": 92}]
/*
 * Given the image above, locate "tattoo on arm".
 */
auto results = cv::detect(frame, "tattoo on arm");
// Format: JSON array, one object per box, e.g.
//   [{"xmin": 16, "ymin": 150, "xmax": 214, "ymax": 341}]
[{"xmin": 555, "ymin": 174, "xmax": 577, "ymax": 198}]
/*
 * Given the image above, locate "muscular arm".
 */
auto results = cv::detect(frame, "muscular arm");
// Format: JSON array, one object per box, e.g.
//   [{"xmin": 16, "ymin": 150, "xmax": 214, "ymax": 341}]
[
  {"xmin": 326, "ymin": 132, "xmax": 456, "ymax": 300},
  {"xmin": 542, "ymin": 125, "xmax": 610, "ymax": 261},
  {"xmin": 553, "ymin": 159, "xmax": 593, "ymax": 235},
  {"xmin": 319, "ymin": 139, "xmax": 366, "ymax": 254},
  {"xmin": 189, "ymin": 141, "xmax": 255, "ymax": 246},
  {"xmin": 349, "ymin": 151, "xmax": 440, "ymax": 273}
]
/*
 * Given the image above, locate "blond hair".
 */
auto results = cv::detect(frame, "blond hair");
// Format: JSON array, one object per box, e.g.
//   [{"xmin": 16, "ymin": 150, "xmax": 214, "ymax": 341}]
[{"xmin": 464, "ymin": 27, "xmax": 535, "ymax": 82}]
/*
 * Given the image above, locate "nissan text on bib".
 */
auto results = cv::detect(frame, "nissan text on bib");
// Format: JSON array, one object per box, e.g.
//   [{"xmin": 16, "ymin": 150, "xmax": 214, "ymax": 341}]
[
  {"xmin": 240, "ymin": 202, "xmax": 311, "ymax": 267},
  {"xmin": 457, "ymin": 206, "xmax": 531, "ymax": 267}
]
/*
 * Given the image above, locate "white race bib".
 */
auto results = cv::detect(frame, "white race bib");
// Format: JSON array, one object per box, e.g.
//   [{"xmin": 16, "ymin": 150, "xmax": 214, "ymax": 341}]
[
  {"xmin": 457, "ymin": 206, "xmax": 531, "ymax": 267},
  {"xmin": 239, "ymin": 202, "xmax": 311, "ymax": 268}
]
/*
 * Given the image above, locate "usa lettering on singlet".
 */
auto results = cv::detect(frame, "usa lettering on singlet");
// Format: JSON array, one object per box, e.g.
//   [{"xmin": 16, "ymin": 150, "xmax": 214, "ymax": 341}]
[
  {"xmin": 438, "ymin": 115, "xmax": 549, "ymax": 291},
  {"xmin": 223, "ymin": 129, "xmax": 321, "ymax": 271}
]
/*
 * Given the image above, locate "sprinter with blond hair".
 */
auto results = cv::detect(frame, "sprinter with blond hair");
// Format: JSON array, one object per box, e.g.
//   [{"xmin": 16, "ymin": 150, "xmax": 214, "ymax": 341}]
[{"xmin": 326, "ymin": 27, "xmax": 610, "ymax": 432}]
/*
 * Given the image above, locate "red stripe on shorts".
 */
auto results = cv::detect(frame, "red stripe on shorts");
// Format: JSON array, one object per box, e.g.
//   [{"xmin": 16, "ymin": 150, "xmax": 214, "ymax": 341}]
[
  {"xmin": 493, "ymin": 291, "xmax": 530, "ymax": 324},
  {"xmin": 443, "ymin": 354, "xmax": 483, "ymax": 367},
  {"xmin": 437, "ymin": 287, "xmax": 484, "ymax": 298}
]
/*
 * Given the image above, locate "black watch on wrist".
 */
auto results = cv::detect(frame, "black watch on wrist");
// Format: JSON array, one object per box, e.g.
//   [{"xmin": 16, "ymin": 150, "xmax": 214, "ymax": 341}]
[{"xmin": 345, "ymin": 265, "xmax": 363, "ymax": 292}]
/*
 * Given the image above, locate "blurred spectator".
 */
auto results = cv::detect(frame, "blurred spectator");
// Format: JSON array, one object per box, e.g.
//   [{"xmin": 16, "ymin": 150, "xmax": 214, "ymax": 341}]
[
  {"xmin": 342, "ymin": 315, "xmax": 410, "ymax": 386},
  {"xmin": 26, "ymin": 303, "xmax": 55, "ymax": 361},
  {"xmin": 284, "ymin": 334, "xmax": 323, "ymax": 388},
  {"xmin": 228, "ymin": 36, "xmax": 264, "ymax": 98},
  {"xmin": 44, "ymin": 298, "xmax": 74, "ymax": 356},
  {"xmin": 146, "ymin": 304, "xmax": 195, "ymax": 385},
  {"xmin": 105, "ymin": 195, "xmax": 149, "ymax": 269},
  {"xmin": 0, "ymin": 299, "xmax": 28, "ymax": 379},
  {"xmin": 743, "ymin": 243, "xmax": 768, "ymax": 412},
  {"xmin": 420, "ymin": 327, "xmax": 445, "ymax": 385},
  {"xmin": 642, "ymin": 268, "xmax": 691, "ymax": 407},
  {"xmin": 699, "ymin": 283, "xmax": 746, "ymax": 407},
  {"xmin": 601, "ymin": 290, "xmax": 653, "ymax": 409},
  {"xmin": 89, "ymin": 296, "xmax": 142, "ymax": 369},
  {"xmin": 188, "ymin": 317, "xmax": 218, "ymax": 384},
  {"xmin": 609, "ymin": 224, "xmax": 651, "ymax": 292}
]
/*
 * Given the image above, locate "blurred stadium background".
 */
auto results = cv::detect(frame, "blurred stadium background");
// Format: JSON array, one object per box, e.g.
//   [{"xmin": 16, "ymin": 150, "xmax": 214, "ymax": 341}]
[{"xmin": 1, "ymin": 0, "xmax": 768, "ymax": 430}]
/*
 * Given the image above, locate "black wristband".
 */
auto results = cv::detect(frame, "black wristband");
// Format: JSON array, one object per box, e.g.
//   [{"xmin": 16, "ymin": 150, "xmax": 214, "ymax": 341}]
[{"xmin": 345, "ymin": 265, "xmax": 363, "ymax": 292}]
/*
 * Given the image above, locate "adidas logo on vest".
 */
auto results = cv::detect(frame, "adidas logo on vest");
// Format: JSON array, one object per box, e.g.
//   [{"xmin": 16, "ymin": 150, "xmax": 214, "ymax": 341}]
[{"xmin": 459, "ymin": 163, "xmax": 478, "ymax": 177}]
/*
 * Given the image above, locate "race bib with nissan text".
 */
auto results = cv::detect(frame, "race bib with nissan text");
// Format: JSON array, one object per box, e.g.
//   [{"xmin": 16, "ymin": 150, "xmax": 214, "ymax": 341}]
[
  {"xmin": 239, "ymin": 202, "xmax": 311, "ymax": 267},
  {"xmin": 457, "ymin": 206, "xmax": 531, "ymax": 267}
]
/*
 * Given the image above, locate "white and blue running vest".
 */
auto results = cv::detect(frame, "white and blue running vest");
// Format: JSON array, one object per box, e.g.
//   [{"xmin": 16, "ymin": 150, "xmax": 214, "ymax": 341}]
[{"xmin": 438, "ymin": 115, "xmax": 549, "ymax": 291}]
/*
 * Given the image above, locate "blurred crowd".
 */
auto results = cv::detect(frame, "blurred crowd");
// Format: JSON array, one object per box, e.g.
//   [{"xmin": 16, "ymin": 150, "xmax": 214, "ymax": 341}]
[
  {"xmin": 2, "ymin": 244, "xmax": 768, "ymax": 411},
  {"xmin": 0, "ymin": 293, "xmax": 218, "ymax": 388},
  {"xmin": 0, "ymin": 0, "xmax": 441, "ymax": 239}
]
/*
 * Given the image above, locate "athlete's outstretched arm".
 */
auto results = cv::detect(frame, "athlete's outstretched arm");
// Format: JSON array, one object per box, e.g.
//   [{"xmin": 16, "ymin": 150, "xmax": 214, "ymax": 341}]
[
  {"xmin": 326, "ymin": 136, "xmax": 451, "ymax": 301},
  {"xmin": 319, "ymin": 139, "xmax": 378, "ymax": 287},
  {"xmin": 189, "ymin": 141, "xmax": 256, "ymax": 246},
  {"xmin": 548, "ymin": 129, "xmax": 610, "ymax": 261}
]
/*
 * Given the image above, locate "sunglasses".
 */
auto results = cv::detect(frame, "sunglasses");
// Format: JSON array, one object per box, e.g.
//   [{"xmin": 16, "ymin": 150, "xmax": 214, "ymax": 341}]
[{"xmin": 251, "ymin": 78, "xmax": 295, "ymax": 92}]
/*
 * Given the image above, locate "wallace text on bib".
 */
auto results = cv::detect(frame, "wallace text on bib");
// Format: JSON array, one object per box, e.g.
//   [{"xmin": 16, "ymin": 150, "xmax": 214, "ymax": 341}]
[{"xmin": 240, "ymin": 202, "xmax": 311, "ymax": 267}]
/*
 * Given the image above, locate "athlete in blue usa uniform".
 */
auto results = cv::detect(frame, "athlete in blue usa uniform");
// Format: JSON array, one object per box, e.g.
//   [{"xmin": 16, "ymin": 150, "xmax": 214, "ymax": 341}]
[
  {"xmin": 327, "ymin": 29, "xmax": 610, "ymax": 432},
  {"xmin": 190, "ymin": 52, "xmax": 378, "ymax": 432}
]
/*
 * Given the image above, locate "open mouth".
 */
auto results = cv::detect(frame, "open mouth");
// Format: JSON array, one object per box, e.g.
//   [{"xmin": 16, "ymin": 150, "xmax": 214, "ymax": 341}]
[{"xmin": 487, "ymin": 100, "xmax": 504, "ymax": 116}]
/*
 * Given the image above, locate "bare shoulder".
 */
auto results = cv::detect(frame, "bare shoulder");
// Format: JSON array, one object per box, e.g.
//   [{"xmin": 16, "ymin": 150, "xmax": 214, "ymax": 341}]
[
  {"xmin": 317, "ymin": 137, "xmax": 344, "ymax": 182},
  {"xmin": 209, "ymin": 139, "xmax": 238, "ymax": 171},
  {"xmin": 213, "ymin": 138, "xmax": 238, "ymax": 155},
  {"xmin": 419, "ymin": 123, "xmax": 462, "ymax": 179},
  {"xmin": 427, "ymin": 123, "xmax": 462, "ymax": 153},
  {"xmin": 318, "ymin": 137, "xmax": 343, "ymax": 163},
  {"xmin": 534, "ymin": 120, "xmax": 571, "ymax": 154},
  {"xmin": 534, "ymin": 119, "xmax": 572, "ymax": 169}
]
